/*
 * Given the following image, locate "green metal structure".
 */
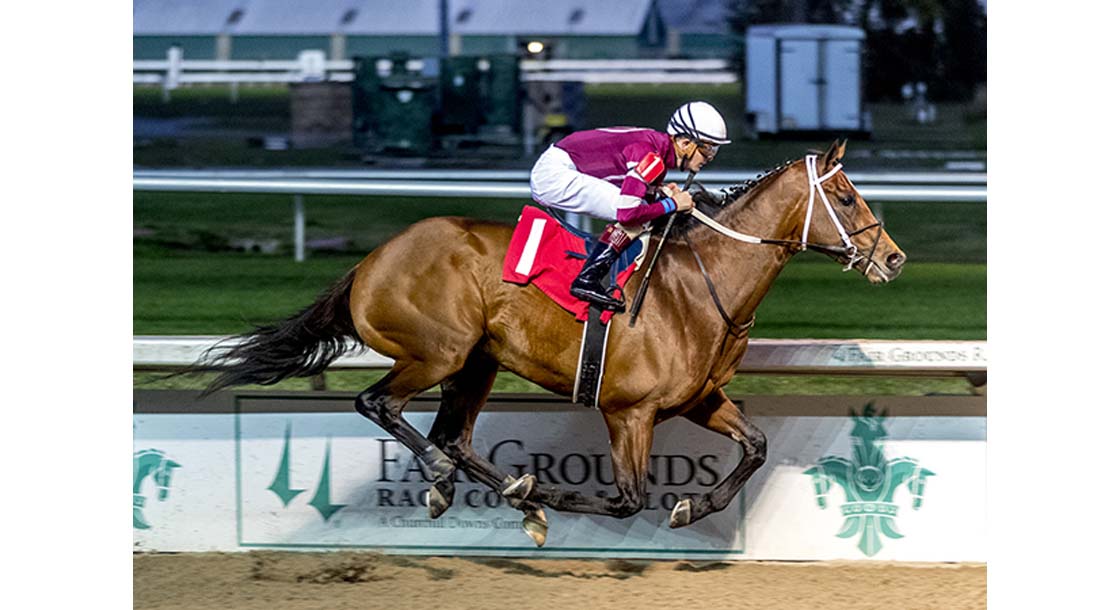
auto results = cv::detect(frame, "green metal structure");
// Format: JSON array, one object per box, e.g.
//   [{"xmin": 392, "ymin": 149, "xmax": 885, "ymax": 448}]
[{"xmin": 352, "ymin": 52, "xmax": 523, "ymax": 155}]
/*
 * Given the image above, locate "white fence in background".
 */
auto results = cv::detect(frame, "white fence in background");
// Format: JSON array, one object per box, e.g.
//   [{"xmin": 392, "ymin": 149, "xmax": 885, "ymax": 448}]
[
  {"xmin": 133, "ymin": 49, "xmax": 738, "ymax": 90},
  {"xmin": 134, "ymin": 49, "xmax": 356, "ymax": 87}
]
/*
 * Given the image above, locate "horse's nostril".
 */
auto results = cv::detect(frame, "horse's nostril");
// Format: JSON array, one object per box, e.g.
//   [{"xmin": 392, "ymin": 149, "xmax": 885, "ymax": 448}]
[{"xmin": 886, "ymin": 253, "xmax": 905, "ymax": 270}]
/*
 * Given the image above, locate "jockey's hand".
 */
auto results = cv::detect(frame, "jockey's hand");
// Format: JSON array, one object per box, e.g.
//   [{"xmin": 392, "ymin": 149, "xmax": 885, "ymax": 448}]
[
  {"xmin": 659, "ymin": 183, "xmax": 692, "ymax": 214},
  {"xmin": 671, "ymin": 189, "xmax": 694, "ymax": 214}
]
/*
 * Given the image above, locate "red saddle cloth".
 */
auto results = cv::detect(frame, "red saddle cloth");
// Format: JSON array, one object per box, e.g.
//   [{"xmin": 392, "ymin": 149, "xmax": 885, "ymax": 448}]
[{"xmin": 502, "ymin": 205, "xmax": 638, "ymax": 323}]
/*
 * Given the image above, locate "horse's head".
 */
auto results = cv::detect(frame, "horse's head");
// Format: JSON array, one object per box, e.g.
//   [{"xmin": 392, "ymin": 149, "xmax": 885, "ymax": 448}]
[{"xmin": 798, "ymin": 140, "xmax": 906, "ymax": 284}]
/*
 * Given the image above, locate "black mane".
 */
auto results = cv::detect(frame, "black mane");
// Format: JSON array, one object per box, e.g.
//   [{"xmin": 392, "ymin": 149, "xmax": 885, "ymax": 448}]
[{"xmin": 657, "ymin": 157, "xmax": 802, "ymax": 241}]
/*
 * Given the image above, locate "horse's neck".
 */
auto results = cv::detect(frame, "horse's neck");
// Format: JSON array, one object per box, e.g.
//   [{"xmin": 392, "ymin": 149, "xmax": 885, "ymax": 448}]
[{"xmin": 683, "ymin": 169, "xmax": 807, "ymax": 321}]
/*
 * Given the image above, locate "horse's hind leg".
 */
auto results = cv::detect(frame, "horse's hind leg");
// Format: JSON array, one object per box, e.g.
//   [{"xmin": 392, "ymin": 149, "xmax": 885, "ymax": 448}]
[
  {"xmin": 670, "ymin": 389, "xmax": 767, "ymax": 528},
  {"xmin": 433, "ymin": 397, "xmax": 656, "ymax": 538},
  {"xmin": 426, "ymin": 352, "xmax": 549, "ymax": 541},
  {"xmin": 424, "ymin": 350, "xmax": 502, "ymax": 518},
  {"xmin": 354, "ymin": 362, "xmax": 459, "ymax": 501}
]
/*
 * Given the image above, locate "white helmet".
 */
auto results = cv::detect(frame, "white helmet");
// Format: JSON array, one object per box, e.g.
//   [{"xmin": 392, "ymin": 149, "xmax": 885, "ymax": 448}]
[{"xmin": 667, "ymin": 101, "xmax": 731, "ymax": 145}]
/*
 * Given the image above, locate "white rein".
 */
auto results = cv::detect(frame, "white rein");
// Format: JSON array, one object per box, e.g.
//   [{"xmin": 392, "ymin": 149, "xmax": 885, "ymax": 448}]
[{"xmin": 688, "ymin": 154, "xmax": 867, "ymax": 272}]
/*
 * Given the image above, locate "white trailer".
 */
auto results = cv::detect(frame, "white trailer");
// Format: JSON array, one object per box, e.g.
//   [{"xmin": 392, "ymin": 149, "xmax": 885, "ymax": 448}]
[{"xmin": 745, "ymin": 24, "xmax": 869, "ymax": 137}]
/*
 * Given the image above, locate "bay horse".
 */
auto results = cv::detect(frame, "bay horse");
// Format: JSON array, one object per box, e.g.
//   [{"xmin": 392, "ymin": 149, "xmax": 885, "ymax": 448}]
[{"xmin": 192, "ymin": 140, "xmax": 905, "ymax": 546}]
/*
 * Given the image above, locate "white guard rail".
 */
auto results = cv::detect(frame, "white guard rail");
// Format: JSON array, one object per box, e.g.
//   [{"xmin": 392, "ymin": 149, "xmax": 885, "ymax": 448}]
[
  {"xmin": 133, "ymin": 176, "xmax": 985, "ymax": 201},
  {"xmin": 134, "ymin": 170, "xmax": 986, "ymax": 261},
  {"xmin": 133, "ymin": 168, "xmax": 988, "ymax": 185},
  {"xmin": 134, "ymin": 336, "xmax": 986, "ymax": 378}
]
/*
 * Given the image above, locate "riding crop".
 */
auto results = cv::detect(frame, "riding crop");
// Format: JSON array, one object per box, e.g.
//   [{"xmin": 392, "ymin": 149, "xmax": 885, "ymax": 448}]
[{"xmin": 628, "ymin": 170, "xmax": 696, "ymax": 326}]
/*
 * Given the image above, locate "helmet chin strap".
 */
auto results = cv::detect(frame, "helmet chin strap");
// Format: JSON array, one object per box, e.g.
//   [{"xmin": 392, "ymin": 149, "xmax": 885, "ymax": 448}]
[{"xmin": 675, "ymin": 138, "xmax": 699, "ymax": 171}]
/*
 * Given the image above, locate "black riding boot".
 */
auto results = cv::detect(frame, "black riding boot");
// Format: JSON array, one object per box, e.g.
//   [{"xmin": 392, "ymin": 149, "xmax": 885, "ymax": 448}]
[{"xmin": 571, "ymin": 226, "xmax": 631, "ymax": 312}]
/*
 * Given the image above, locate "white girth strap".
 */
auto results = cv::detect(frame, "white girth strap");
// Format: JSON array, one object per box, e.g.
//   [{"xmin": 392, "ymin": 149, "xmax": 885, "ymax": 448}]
[{"xmin": 802, "ymin": 155, "xmax": 852, "ymax": 256}]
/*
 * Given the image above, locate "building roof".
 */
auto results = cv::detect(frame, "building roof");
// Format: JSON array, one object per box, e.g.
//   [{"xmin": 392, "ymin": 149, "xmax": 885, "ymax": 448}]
[
  {"xmin": 133, "ymin": 0, "xmax": 248, "ymax": 35},
  {"xmin": 231, "ymin": 0, "xmax": 360, "ymax": 35},
  {"xmin": 133, "ymin": 0, "xmax": 440, "ymax": 35},
  {"xmin": 449, "ymin": 0, "xmax": 655, "ymax": 35},
  {"xmin": 134, "ymin": 0, "xmax": 658, "ymax": 36},
  {"xmin": 658, "ymin": 0, "xmax": 732, "ymax": 34},
  {"xmin": 342, "ymin": 1, "xmax": 440, "ymax": 35}
]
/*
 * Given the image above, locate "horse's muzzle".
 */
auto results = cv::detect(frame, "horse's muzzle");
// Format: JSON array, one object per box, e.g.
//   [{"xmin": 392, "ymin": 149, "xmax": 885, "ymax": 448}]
[{"xmin": 867, "ymin": 250, "xmax": 906, "ymax": 283}]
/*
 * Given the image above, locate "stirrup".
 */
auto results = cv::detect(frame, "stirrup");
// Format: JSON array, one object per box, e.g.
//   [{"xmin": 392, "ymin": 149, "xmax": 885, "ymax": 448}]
[{"xmin": 571, "ymin": 287, "xmax": 626, "ymax": 312}]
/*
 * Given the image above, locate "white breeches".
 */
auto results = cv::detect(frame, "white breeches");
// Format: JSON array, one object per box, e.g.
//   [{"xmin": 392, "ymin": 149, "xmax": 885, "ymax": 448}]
[{"xmin": 529, "ymin": 145, "xmax": 622, "ymax": 222}]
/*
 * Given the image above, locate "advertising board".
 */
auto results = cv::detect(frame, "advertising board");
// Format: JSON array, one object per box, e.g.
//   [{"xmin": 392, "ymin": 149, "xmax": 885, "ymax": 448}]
[{"xmin": 134, "ymin": 391, "xmax": 985, "ymax": 561}]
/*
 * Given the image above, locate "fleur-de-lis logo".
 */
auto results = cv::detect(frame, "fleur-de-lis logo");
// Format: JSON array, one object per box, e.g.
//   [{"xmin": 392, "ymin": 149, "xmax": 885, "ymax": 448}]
[{"xmin": 803, "ymin": 403, "xmax": 935, "ymax": 556}]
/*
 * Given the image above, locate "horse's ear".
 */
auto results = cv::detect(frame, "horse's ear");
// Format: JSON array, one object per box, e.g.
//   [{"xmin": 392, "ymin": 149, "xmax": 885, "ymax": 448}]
[{"xmin": 821, "ymin": 139, "xmax": 847, "ymax": 171}]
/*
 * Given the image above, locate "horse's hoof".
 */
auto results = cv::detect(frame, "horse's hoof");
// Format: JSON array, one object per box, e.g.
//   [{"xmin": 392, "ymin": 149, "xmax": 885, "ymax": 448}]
[
  {"xmin": 669, "ymin": 498, "xmax": 692, "ymax": 528},
  {"xmin": 428, "ymin": 481, "xmax": 452, "ymax": 519},
  {"xmin": 522, "ymin": 508, "xmax": 548, "ymax": 547},
  {"xmin": 502, "ymin": 474, "xmax": 536, "ymax": 508}
]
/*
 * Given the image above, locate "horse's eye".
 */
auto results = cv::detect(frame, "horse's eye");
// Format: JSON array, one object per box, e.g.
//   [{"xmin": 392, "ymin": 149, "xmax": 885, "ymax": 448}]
[{"xmin": 840, "ymin": 194, "xmax": 855, "ymax": 207}]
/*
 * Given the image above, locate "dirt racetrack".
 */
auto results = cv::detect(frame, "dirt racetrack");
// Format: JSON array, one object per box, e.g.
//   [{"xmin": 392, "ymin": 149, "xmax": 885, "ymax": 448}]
[{"xmin": 134, "ymin": 552, "xmax": 985, "ymax": 610}]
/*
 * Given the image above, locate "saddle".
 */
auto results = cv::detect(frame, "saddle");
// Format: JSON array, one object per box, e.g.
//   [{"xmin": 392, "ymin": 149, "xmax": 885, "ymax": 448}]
[
  {"xmin": 501, "ymin": 205, "xmax": 644, "ymax": 324},
  {"xmin": 502, "ymin": 205, "xmax": 646, "ymax": 408}
]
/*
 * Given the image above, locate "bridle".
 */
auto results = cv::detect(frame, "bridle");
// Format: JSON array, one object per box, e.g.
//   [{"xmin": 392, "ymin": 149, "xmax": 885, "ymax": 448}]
[
  {"xmin": 801, "ymin": 155, "xmax": 884, "ymax": 275},
  {"xmin": 689, "ymin": 154, "xmax": 887, "ymax": 277},
  {"xmin": 679, "ymin": 154, "xmax": 888, "ymax": 332}
]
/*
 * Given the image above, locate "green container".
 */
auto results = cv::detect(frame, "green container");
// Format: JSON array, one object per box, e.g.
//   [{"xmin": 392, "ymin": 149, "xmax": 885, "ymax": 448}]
[
  {"xmin": 377, "ymin": 75, "xmax": 436, "ymax": 154},
  {"xmin": 351, "ymin": 53, "xmax": 436, "ymax": 155},
  {"xmin": 350, "ymin": 56, "xmax": 383, "ymax": 151},
  {"xmin": 439, "ymin": 56, "xmax": 483, "ymax": 134},
  {"xmin": 479, "ymin": 54, "xmax": 522, "ymax": 134}
]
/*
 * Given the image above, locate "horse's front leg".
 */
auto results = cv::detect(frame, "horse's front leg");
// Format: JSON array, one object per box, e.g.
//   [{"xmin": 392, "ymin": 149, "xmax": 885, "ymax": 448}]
[
  {"xmin": 670, "ymin": 389, "xmax": 767, "ymax": 528},
  {"xmin": 512, "ymin": 408, "xmax": 655, "ymax": 519}
]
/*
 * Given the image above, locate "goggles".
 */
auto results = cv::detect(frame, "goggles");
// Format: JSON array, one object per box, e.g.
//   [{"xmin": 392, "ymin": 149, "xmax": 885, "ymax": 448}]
[{"xmin": 696, "ymin": 141, "xmax": 720, "ymax": 160}]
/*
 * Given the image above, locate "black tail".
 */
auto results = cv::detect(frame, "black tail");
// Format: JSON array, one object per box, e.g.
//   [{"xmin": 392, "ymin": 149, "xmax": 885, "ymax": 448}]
[{"xmin": 188, "ymin": 268, "xmax": 362, "ymax": 395}]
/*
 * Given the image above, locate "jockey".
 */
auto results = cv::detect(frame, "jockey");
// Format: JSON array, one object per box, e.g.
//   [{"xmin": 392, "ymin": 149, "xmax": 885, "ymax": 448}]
[{"xmin": 529, "ymin": 101, "xmax": 730, "ymax": 312}]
